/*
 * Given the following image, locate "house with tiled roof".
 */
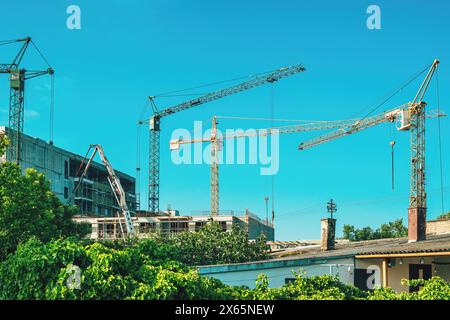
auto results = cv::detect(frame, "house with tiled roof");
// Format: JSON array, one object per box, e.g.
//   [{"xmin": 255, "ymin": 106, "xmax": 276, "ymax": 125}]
[{"xmin": 198, "ymin": 218, "xmax": 450, "ymax": 292}]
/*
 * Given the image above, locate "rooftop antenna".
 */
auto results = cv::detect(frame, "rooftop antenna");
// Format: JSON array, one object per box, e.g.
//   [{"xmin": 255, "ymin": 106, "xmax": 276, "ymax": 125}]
[{"xmin": 327, "ymin": 199, "xmax": 337, "ymax": 219}]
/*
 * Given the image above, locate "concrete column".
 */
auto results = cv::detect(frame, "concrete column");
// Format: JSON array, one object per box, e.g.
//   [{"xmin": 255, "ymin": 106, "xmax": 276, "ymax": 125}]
[{"xmin": 321, "ymin": 218, "xmax": 336, "ymax": 251}]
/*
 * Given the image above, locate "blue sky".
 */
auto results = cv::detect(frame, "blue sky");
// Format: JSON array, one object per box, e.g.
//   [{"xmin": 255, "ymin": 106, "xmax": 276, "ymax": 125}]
[{"xmin": 0, "ymin": 0, "xmax": 449, "ymax": 240}]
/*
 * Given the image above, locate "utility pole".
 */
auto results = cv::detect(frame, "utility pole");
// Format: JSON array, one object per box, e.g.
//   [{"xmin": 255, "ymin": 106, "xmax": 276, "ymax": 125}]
[{"xmin": 327, "ymin": 199, "xmax": 337, "ymax": 219}]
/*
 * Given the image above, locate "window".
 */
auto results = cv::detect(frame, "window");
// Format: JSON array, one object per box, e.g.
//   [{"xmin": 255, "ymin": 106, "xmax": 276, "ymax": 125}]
[
  {"xmin": 285, "ymin": 278, "xmax": 295, "ymax": 284},
  {"xmin": 64, "ymin": 160, "xmax": 69, "ymax": 179},
  {"xmin": 195, "ymin": 221, "xmax": 206, "ymax": 231},
  {"xmin": 220, "ymin": 221, "xmax": 227, "ymax": 231},
  {"xmin": 64, "ymin": 187, "xmax": 69, "ymax": 199},
  {"xmin": 139, "ymin": 222, "xmax": 156, "ymax": 234}
]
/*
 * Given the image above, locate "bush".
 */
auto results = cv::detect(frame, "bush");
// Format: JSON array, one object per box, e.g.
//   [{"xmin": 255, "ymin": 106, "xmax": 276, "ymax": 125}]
[
  {"xmin": 0, "ymin": 238, "xmax": 239, "ymax": 300},
  {"xmin": 1, "ymin": 238, "xmax": 449, "ymax": 300}
]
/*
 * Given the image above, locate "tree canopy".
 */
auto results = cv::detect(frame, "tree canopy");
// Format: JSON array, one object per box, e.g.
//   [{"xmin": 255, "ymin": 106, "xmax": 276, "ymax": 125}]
[
  {"xmin": 169, "ymin": 221, "xmax": 269, "ymax": 265},
  {"xmin": 2, "ymin": 237, "xmax": 449, "ymax": 300},
  {"xmin": 0, "ymin": 135, "xmax": 89, "ymax": 260},
  {"xmin": 437, "ymin": 212, "xmax": 450, "ymax": 220},
  {"xmin": 342, "ymin": 219, "xmax": 408, "ymax": 241}
]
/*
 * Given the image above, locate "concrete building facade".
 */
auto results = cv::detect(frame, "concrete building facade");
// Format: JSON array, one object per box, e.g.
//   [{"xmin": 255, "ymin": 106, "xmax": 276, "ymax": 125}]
[
  {"xmin": 1, "ymin": 127, "xmax": 274, "ymax": 241},
  {"xmin": 0, "ymin": 127, "xmax": 137, "ymax": 217},
  {"xmin": 74, "ymin": 209, "xmax": 275, "ymax": 241}
]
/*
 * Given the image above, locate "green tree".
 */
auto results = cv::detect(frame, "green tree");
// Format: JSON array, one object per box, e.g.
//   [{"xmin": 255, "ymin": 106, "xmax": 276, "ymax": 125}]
[
  {"xmin": 0, "ymin": 136, "xmax": 9, "ymax": 155},
  {"xmin": 0, "ymin": 160, "xmax": 89, "ymax": 260},
  {"xmin": 0, "ymin": 237, "xmax": 239, "ymax": 300},
  {"xmin": 1, "ymin": 237, "xmax": 450, "ymax": 300},
  {"xmin": 342, "ymin": 219, "xmax": 407, "ymax": 241},
  {"xmin": 436, "ymin": 212, "xmax": 450, "ymax": 220},
  {"xmin": 169, "ymin": 221, "xmax": 269, "ymax": 265}
]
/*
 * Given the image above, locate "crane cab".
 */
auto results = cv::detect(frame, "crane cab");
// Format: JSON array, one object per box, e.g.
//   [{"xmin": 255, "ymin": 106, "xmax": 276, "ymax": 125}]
[{"xmin": 396, "ymin": 109, "xmax": 411, "ymax": 131}]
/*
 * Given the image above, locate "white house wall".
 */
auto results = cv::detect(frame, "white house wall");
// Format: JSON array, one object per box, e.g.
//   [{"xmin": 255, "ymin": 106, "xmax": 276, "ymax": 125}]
[{"xmin": 199, "ymin": 257, "xmax": 354, "ymax": 289}]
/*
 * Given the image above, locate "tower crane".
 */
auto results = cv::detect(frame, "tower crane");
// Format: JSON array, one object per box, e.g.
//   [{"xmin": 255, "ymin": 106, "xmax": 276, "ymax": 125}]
[
  {"xmin": 73, "ymin": 144, "xmax": 135, "ymax": 239},
  {"xmin": 170, "ymin": 116, "xmax": 364, "ymax": 216},
  {"xmin": 298, "ymin": 59, "xmax": 442, "ymax": 242},
  {"xmin": 139, "ymin": 64, "xmax": 306, "ymax": 213},
  {"xmin": 0, "ymin": 37, "xmax": 54, "ymax": 164}
]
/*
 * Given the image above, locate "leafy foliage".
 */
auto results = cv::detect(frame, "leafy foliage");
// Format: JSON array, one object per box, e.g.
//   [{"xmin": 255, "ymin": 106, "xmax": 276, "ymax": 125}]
[
  {"xmin": 0, "ymin": 237, "xmax": 241, "ymax": 300},
  {"xmin": 0, "ymin": 136, "xmax": 9, "ymax": 156},
  {"xmin": 343, "ymin": 219, "xmax": 408, "ymax": 241},
  {"xmin": 436, "ymin": 212, "xmax": 450, "ymax": 220},
  {"xmin": 368, "ymin": 277, "xmax": 450, "ymax": 300},
  {"xmin": 0, "ymin": 162, "xmax": 90, "ymax": 260},
  {"xmin": 1, "ymin": 133, "xmax": 448, "ymax": 301},
  {"xmin": 166, "ymin": 221, "xmax": 269, "ymax": 266},
  {"xmin": 245, "ymin": 272, "xmax": 367, "ymax": 300},
  {"xmin": 1, "ymin": 237, "xmax": 449, "ymax": 300}
]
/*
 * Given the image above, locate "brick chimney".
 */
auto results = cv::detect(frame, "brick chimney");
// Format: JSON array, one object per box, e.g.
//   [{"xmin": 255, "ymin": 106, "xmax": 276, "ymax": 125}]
[
  {"xmin": 321, "ymin": 218, "xmax": 336, "ymax": 251},
  {"xmin": 408, "ymin": 207, "xmax": 426, "ymax": 242}
]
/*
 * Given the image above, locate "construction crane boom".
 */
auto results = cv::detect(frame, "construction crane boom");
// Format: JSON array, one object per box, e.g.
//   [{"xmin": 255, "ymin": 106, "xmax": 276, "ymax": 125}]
[
  {"xmin": 142, "ymin": 64, "xmax": 306, "ymax": 213},
  {"xmin": 149, "ymin": 65, "xmax": 306, "ymax": 119},
  {"xmin": 74, "ymin": 144, "xmax": 135, "ymax": 237},
  {"xmin": 298, "ymin": 106, "xmax": 444, "ymax": 150},
  {"xmin": 298, "ymin": 59, "xmax": 441, "ymax": 242},
  {"xmin": 171, "ymin": 117, "xmax": 371, "ymax": 147},
  {"xmin": 170, "ymin": 116, "xmax": 360, "ymax": 216}
]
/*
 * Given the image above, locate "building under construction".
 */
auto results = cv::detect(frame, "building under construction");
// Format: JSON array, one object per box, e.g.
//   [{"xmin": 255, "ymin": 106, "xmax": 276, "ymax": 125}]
[
  {"xmin": 0, "ymin": 126, "xmax": 137, "ymax": 217},
  {"xmin": 1, "ymin": 126, "xmax": 274, "ymax": 241},
  {"xmin": 73, "ymin": 209, "xmax": 275, "ymax": 241}
]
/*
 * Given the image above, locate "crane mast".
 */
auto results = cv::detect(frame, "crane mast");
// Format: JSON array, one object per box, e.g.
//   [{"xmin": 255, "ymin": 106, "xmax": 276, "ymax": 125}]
[
  {"xmin": 407, "ymin": 59, "xmax": 439, "ymax": 241},
  {"xmin": 211, "ymin": 117, "xmax": 219, "ymax": 215},
  {"xmin": 298, "ymin": 59, "xmax": 441, "ymax": 242},
  {"xmin": 142, "ymin": 64, "xmax": 306, "ymax": 213},
  {"xmin": 0, "ymin": 37, "xmax": 54, "ymax": 164},
  {"xmin": 74, "ymin": 144, "xmax": 135, "ymax": 237}
]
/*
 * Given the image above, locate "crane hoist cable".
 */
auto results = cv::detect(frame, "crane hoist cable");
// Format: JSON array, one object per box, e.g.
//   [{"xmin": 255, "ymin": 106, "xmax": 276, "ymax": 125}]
[
  {"xmin": 270, "ymin": 83, "xmax": 276, "ymax": 225},
  {"xmin": 136, "ymin": 122, "xmax": 141, "ymax": 210},
  {"xmin": 436, "ymin": 68, "xmax": 445, "ymax": 214},
  {"xmin": 36, "ymin": 39, "xmax": 55, "ymax": 146},
  {"xmin": 49, "ymin": 73, "xmax": 55, "ymax": 144},
  {"xmin": 389, "ymin": 119, "xmax": 396, "ymax": 191}
]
